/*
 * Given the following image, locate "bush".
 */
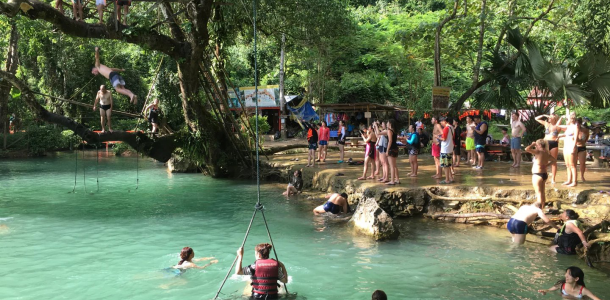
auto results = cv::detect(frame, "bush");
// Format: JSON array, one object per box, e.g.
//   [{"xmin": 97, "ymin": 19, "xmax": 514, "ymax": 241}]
[
  {"xmin": 112, "ymin": 142, "xmax": 134, "ymax": 156},
  {"xmin": 243, "ymin": 115, "xmax": 270, "ymax": 146}
]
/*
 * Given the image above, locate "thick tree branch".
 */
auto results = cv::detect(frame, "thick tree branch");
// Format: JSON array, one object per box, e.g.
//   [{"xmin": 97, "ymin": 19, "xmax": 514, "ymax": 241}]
[
  {"xmin": 0, "ymin": 70, "xmax": 177, "ymax": 162},
  {"xmin": 0, "ymin": 0, "xmax": 188, "ymax": 59}
]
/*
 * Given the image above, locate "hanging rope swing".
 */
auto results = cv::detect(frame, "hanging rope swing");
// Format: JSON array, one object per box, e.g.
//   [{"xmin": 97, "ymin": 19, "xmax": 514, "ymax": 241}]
[{"xmin": 213, "ymin": 0, "xmax": 288, "ymax": 298}]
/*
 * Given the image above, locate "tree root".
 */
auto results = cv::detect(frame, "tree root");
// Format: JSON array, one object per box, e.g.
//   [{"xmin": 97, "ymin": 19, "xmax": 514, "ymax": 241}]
[
  {"xmin": 425, "ymin": 212, "xmax": 511, "ymax": 219},
  {"xmin": 425, "ymin": 189, "xmax": 525, "ymax": 203}
]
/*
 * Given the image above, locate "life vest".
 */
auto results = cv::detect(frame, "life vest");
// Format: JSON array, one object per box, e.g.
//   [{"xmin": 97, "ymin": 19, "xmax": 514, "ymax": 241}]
[{"xmin": 251, "ymin": 259, "xmax": 279, "ymax": 295}]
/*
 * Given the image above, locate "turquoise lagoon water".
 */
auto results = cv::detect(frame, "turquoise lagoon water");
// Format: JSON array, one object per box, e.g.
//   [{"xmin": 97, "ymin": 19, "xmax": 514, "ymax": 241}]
[{"xmin": 0, "ymin": 152, "xmax": 609, "ymax": 300}]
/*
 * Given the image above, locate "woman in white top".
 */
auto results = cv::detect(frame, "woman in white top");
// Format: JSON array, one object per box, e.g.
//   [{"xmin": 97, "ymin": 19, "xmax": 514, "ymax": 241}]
[{"xmin": 558, "ymin": 112, "xmax": 580, "ymax": 187}]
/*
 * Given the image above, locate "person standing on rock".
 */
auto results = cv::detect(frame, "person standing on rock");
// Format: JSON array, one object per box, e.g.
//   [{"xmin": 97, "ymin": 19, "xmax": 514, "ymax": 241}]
[
  {"xmin": 431, "ymin": 117, "xmax": 443, "ymax": 178},
  {"xmin": 465, "ymin": 116, "xmax": 476, "ymax": 166},
  {"xmin": 337, "ymin": 120, "xmax": 346, "ymax": 163},
  {"xmin": 317, "ymin": 121, "xmax": 330, "ymax": 162},
  {"xmin": 313, "ymin": 192, "xmax": 350, "ymax": 215},
  {"xmin": 535, "ymin": 113, "xmax": 562, "ymax": 183},
  {"xmin": 305, "ymin": 122, "xmax": 318, "ymax": 167},
  {"xmin": 507, "ymin": 201, "xmax": 558, "ymax": 244},
  {"xmin": 358, "ymin": 125, "xmax": 377, "ymax": 180},
  {"xmin": 438, "ymin": 117, "xmax": 454, "ymax": 184},
  {"xmin": 374, "ymin": 121, "xmax": 389, "ymax": 182},
  {"xmin": 473, "ymin": 115, "xmax": 488, "ymax": 170},
  {"xmin": 524, "ymin": 139, "xmax": 556, "ymax": 207},
  {"xmin": 510, "ymin": 112, "xmax": 526, "ymax": 168}
]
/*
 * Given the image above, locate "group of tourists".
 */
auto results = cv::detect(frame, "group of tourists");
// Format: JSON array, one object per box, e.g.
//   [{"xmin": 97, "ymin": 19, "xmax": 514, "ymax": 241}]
[{"xmin": 54, "ymin": 0, "xmax": 132, "ymax": 25}]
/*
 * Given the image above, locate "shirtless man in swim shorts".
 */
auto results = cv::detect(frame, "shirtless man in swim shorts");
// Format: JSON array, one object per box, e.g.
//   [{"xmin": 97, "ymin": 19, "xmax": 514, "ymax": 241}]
[
  {"xmin": 93, "ymin": 85, "xmax": 113, "ymax": 133},
  {"xmin": 507, "ymin": 201, "xmax": 558, "ymax": 244},
  {"xmin": 313, "ymin": 193, "xmax": 349, "ymax": 215},
  {"xmin": 91, "ymin": 47, "xmax": 137, "ymax": 104}
]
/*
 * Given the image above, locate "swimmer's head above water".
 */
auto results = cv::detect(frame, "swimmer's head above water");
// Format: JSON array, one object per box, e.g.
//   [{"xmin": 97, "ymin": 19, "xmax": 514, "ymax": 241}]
[{"xmin": 179, "ymin": 247, "xmax": 194, "ymax": 265}]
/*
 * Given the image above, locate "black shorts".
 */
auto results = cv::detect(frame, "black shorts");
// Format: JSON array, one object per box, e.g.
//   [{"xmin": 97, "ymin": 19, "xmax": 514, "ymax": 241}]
[
  {"xmin": 388, "ymin": 147, "xmax": 398, "ymax": 157},
  {"xmin": 548, "ymin": 140, "xmax": 558, "ymax": 150},
  {"xmin": 117, "ymin": 0, "xmax": 131, "ymax": 6},
  {"xmin": 100, "ymin": 104, "xmax": 111, "ymax": 111},
  {"xmin": 555, "ymin": 246, "xmax": 577, "ymax": 255},
  {"xmin": 453, "ymin": 145, "xmax": 461, "ymax": 156},
  {"xmin": 338, "ymin": 139, "xmax": 345, "ymax": 145},
  {"xmin": 577, "ymin": 146, "xmax": 586, "ymax": 153}
]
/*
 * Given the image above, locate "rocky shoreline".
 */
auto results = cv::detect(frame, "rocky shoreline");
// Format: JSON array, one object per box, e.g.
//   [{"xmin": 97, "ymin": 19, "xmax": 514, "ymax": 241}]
[{"xmin": 266, "ymin": 161, "xmax": 610, "ymax": 268}]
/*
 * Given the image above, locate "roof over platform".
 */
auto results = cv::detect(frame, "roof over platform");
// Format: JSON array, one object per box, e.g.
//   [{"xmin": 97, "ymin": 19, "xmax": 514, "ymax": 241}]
[{"xmin": 316, "ymin": 102, "xmax": 412, "ymax": 112}]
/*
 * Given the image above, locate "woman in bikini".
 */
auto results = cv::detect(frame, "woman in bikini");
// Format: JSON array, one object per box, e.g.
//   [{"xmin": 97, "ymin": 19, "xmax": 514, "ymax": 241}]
[
  {"xmin": 358, "ymin": 126, "xmax": 377, "ymax": 180},
  {"xmin": 385, "ymin": 120, "xmax": 400, "ymax": 185},
  {"xmin": 374, "ymin": 121, "xmax": 389, "ymax": 183},
  {"xmin": 576, "ymin": 117, "xmax": 590, "ymax": 182},
  {"xmin": 538, "ymin": 266, "xmax": 601, "ymax": 300},
  {"xmin": 558, "ymin": 112, "xmax": 580, "ymax": 187},
  {"xmin": 525, "ymin": 139, "xmax": 556, "ymax": 207},
  {"xmin": 535, "ymin": 114, "xmax": 562, "ymax": 183}
]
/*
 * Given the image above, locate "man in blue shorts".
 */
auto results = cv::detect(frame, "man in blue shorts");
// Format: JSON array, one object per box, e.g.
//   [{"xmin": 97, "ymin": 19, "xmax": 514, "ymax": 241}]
[
  {"xmin": 313, "ymin": 193, "xmax": 349, "ymax": 215},
  {"xmin": 472, "ymin": 115, "xmax": 488, "ymax": 169},
  {"xmin": 507, "ymin": 201, "xmax": 558, "ymax": 244}
]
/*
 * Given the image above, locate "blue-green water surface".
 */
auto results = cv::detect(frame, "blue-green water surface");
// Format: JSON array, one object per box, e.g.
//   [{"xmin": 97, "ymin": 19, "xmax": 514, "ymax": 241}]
[{"xmin": 1, "ymin": 152, "xmax": 609, "ymax": 300}]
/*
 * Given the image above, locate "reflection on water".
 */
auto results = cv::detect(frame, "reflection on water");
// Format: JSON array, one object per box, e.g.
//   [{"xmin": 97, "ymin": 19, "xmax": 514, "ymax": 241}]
[{"xmin": 0, "ymin": 152, "xmax": 609, "ymax": 300}]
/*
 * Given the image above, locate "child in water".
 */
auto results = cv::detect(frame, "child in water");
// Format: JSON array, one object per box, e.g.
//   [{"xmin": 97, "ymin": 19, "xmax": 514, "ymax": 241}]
[{"xmin": 538, "ymin": 266, "xmax": 601, "ymax": 300}]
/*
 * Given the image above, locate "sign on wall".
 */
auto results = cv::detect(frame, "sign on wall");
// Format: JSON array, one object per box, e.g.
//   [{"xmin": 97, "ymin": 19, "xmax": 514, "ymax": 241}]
[{"xmin": 242, "ymin": 85, "xmax": 280, "ymax": 107}]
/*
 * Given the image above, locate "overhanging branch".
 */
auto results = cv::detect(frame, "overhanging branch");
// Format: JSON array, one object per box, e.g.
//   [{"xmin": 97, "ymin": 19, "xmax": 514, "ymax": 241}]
[{"xmin": 0, "ymin": 0, "xmax": 188, "ymax": 59}]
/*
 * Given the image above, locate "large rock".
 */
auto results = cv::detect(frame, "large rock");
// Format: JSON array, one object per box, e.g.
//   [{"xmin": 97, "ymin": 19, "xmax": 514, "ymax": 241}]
[
  {"xmin": 349, "ymin": 197, "xmax": 399, "ymax": 241},
  {"xmin": 167, "ymin": 154, "xmax": 199, "ymax": 173}
]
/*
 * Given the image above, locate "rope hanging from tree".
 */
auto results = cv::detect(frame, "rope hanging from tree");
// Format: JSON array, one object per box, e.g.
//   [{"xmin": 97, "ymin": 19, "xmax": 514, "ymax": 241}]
[{"xmin": 213, "ymin": 0, "xmax": 288, "ymax": 298}]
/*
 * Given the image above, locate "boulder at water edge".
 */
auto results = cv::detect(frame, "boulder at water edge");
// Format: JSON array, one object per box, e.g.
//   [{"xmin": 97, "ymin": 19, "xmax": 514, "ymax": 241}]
[
  {"xmin": 349, "ymin": 197, "xmax": 399, "ymax": 241},
  {"xmin": 167, "ymin": 154, "xmax": 198, "ymax": 173}
]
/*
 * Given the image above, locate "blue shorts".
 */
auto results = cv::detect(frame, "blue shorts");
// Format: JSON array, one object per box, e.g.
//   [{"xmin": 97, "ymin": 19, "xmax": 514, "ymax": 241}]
[
  {"xmin": 110, "ymin": 73, "xmax": 125, "ymax": 88},
  {"xmin": 323, "ymin": 201, "xmax": 341, "ymax": 214},
  {"xmin": 510, "ymin": 137, "xmax": 522, "ymax": 150},
  {"xmin": 163, "ymin": 268, "xmax": 184, "ymax": 278},
  {"xmin": 319, "ymin": 140, "xmax": 328, "ymax": 146},
  {"xmin": 308, "ymin": 143, "xmax": 318, "ymax": 150},
  {"xmin": 377, "ymin": 146, "xmax": 387, "ymax": 154},
  {"xmin": 507, "ymin": 218, "xmax": 528, "ymax": 234},
  {"xmin": 475, "ymin": 145, "xmax": 486, "ymax": 153}
]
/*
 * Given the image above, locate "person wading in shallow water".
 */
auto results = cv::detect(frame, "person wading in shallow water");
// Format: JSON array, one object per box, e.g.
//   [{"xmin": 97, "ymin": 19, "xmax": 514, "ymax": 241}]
[
  {"xmin": 236, "ymin": 243, "xmax": 288, "ymax": 300},
  {"xmin": 538, "ymin": 266, "xmax": 601, "ymax": 300},
  {"xmin": 507, "ymin": 201, "xmax": 558, "ymax": 244},
  {"xmin": 313, "ymin": 193, "xmax": 350, "ymax": 215},
  {"xmin": 549, "ymin": 209, "xmax": 590, "ymax": 255}
]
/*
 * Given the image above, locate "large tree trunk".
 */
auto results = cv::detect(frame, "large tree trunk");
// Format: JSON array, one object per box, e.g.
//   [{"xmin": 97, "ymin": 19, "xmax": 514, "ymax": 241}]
[{"xmin": 1, "ymin": 21, "xmax": 18, "ymax": 148}]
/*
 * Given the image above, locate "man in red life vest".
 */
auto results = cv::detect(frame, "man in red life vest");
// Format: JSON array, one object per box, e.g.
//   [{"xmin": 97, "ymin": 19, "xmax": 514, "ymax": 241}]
[{"xmin": 236, "ymin": 243, "xmax": 288, "ymax": 299}]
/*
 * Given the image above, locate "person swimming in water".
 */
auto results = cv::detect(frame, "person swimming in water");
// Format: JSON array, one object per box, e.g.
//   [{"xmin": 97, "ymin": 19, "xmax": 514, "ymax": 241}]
[
  {"xmin": 538, "ymin": 266, "xmax": 601, "ymax": 300},
  {"xmin": 172, "ymin": 247, "xmax": 217, "ymax": 270},
  {"xmin": 236, "ymin": 243, "xmax": 288, "ymax": 299},
  {"xmin": 507, "ymin": 201, "xmax": 558, "ymax": 244},
  {"xmin": 313, "ymin": 192, "xmax": 350, "ymax": 215}
]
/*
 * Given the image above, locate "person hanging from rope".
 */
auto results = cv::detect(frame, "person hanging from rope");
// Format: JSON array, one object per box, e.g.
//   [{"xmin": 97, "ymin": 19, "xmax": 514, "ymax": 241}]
[
  {"xmin": 144, "ymin": 98, "xmax": 161, "ymax": 134},
  {"xmin": 92, "ymin": 85, "xmax": 113, "ymax": 133},
  {"xmin": 236, "ymin": 243, "xmax": 288, "ymax": 300},
  {"xmin": 91, "ymin": 47, "xmax": 138, "ymax": 104},
  {"xmin": 313, "ymin": 192, "xmax": 350, "ymax": 215}
]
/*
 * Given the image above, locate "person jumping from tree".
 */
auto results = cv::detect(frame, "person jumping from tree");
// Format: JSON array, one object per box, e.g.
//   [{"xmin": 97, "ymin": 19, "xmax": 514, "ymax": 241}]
[
  {"xmin": 93, "ymin": 85, "xmax": 113, "ymax": 133},
  {"xmin": 91, "ymin": 47, "xmax": 137, "ymax": 104}
]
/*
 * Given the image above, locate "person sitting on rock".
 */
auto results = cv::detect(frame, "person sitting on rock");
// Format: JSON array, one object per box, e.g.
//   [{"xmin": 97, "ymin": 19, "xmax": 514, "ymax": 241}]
[
  {"xmin": 282, "ymin": 170, "xmax": 303, "ymax": 196},
  {"xmin": 313, "ymin": 192, "xmax": 350, "ymax": 215},
  {"xmin": 507, "ymin": 201, "xmax": 558, "ymax": 244}
]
